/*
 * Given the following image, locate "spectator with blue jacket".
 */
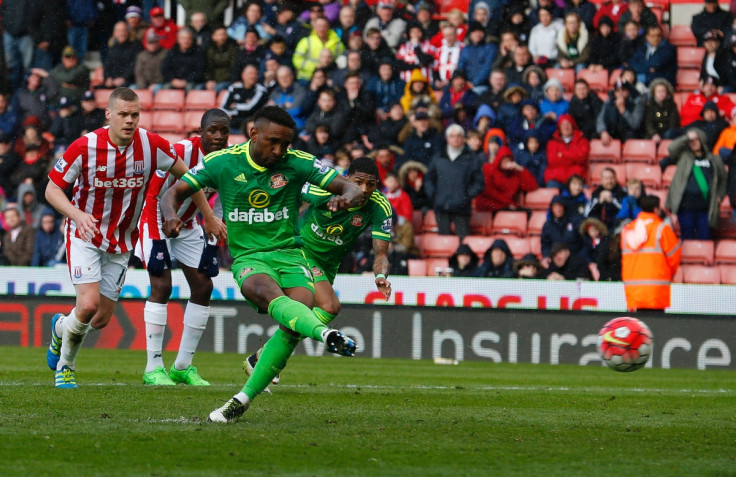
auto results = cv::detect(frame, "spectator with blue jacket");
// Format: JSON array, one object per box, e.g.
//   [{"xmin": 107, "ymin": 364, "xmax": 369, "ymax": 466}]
[
  {"xmin": 457, "ymin": 21, "xmax": 497, "ymax": 94},
  {"xmin": 366, "ymin": 58, "xmax": 405, "ymax": 117},
  {"xmin": 31, "ymin": 209, "xmax": 64, "ymax": 267},
  {"xmin": 629, "ymin": 24, "xmax": 677, "ymax": 86}
]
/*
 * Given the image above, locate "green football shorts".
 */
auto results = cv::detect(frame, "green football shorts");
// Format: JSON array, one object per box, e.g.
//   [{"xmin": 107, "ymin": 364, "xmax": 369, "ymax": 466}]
[
  {"xmin": 303, "ymin": 249, "xmax": 337, "ymax": 285},
  {"xmin": 232, "ymin": 249, "xmax": 316, "ymax": 298}
]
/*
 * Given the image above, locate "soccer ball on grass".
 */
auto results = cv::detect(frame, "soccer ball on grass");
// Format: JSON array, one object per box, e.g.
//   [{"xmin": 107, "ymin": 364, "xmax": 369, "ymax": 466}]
[{"xmin": 598, "ymin": 317, "xmax": 653, "ymax": 372}]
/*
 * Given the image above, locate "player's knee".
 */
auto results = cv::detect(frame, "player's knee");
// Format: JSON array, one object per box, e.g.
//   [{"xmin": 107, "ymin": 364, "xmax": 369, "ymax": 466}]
[
  {"xmin": 150, "ymin": 283, "xmax": 173, "ymax": 302},
  {"xmin": 322, "ymin": 299, "xmax": 341, "ymax": 317},
  {"xmin": 190, "ymin": 277, "xmax": 213, "ymax": 303},
  {"xmin": 76, "ymin": 300, "xmax": 99, "ymax": 321},
  {"xmin": 90, "ymin": 313, "xmax": 112, "ymax": 330}
]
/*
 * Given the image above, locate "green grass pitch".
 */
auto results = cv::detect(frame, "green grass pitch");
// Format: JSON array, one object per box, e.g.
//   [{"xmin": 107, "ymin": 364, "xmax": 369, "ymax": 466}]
[{"xmin": 1, "ymin": 347, "xmax": 735, "ymax": 476}]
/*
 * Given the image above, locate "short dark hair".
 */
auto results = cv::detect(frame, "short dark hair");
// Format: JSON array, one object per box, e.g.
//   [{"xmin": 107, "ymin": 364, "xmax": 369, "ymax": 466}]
[
  {"xmin": 638, "ymin": 194, "xmax": 660, "ymax": 212},
  {"xmin": 347, "ymin": 156, "xmax": 379, "ymax": 178},
  {"xmin": 108, "ymin": 87, "xmax": 138, "ymax": 108},
  {"xmin": 201, "ymin": 108, "xmax": 231, "ymax": 129},
  {"xmin": 253, "ymin": 105, "xmax": 296, "ymax": 130}
]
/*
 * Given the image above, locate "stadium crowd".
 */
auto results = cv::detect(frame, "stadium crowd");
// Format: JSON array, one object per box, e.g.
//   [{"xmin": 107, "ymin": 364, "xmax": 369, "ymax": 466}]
[{"xmin": 1, "ymin": 0, "xmax": 735, "ymax": 283}]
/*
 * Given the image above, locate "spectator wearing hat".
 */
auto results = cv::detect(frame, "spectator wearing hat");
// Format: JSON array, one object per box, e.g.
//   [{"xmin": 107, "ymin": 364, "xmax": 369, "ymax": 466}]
[
  {"xmin": 293, "ymin": 16, "xmax": 344, "ymax": 82},
  {"xmin": 432, "ymin": 23, "xmax": 464, "ymax": 90},
  {"xmin": 0, "ymin": 133, "xmax": 21, "ymax": 200},
  {"xmin": 545, "ymin": 113, "xmax": 590, "ymax": 189},
  {"xmin": 568, "ymin": 78, "xmax": 603, "ymax": 140},
  {"xmin": 593, "ymin": 0, "xmax": 628, "ymax": 32},
  {"xmin": 521, "ymin": 65, "xmax": 546, "ymax": 103},
  {"xmin": 543, "ymin": 241, "xmax": 591, "ymax": 280},
  {"xmin": 398, "ymin": 109, "xmax": 442, "ymax": 168},
  {"xmin": 556, "ymin": 12, "xmax": 590, "ymax": 72},
  {"xmin": 227, "ymin": 2, "xmax": 271, "ymax": 46},
  {"xmin": 513, "ymin": 253, "xmax": 542, "ymax": 279},
  {"xmin": 398, "ymin": 159, "xmax": 430, "ymax": 212},
  {"xmin": 447, "ymin": 244, "xmax": 480, "ymax": 277},
  {"xmin": 496, "ymin": 85, "xmax": 528, "ymax": 128},
  {"xmin": 396, "ymin": 21, "xmax": 436, "ymax": 85},
  {"xmin": 682, "ymin": 101, "xmax": 729, "ymax": 153},
  {"xmin": 504, "ymin": 44, "xmax": 534, "ymax": 86},
  {"xmin": 400, "ymin": 69, "xmax": 438, "ymax": 114},
  {"xmin": 367, "ymin": 58, "xmax": 406, "ymax": 118},
  {"xmin": 681, "ymin": 76, "xmax": 735, "ymax": 126},
  {"xmin": 104, "ymin": 22, "xmax": 142, "ymax": 89},
  {"xmin": 587, "ymin": 16, "xmax": 621, "ymax": 73},
  {"xmin": 31, "ymin": 46, "xmax": 89, "ymax": 107},
  {"xmin": 473, "ymin": 103, "xmax": 495, "ymax": 136},
  {"xmin": 577, "ymin": 217, "xmax": 610, "ymax": 281},
  {"xmin": 134, "ymin": 30, "xmax": 167, "ymax": 91},
  {"xmin": 424, "ymin": 125, "xmax": 484, "ymax": 239},
  {"xmin": 65, "ymin": 0, "xmax": 98, "ymax": 63},
  {"xmin": 668, "ymin": 128, "xmax": 727, "ymax": 240},
  {"xmin": 541, "ymin": 196, "xmax": 583, "ymax": 265},
  {"xmin": 49, "ymin": 95, "xmax": 83, "ymax": 153},
  {"xmin": 528, "ymin": 7, "xmax": 564, "ymax": 69},
  {"xmin": 475, "ymin": 145, "xmax": 538, "ymax": 213},
  {"xmin": 363, "ymin": 0, "xmax": 407, "ymax": 51},
  {"xmin": 477, "ymin": 238, "xmax": 515, "ymax": 278},
  {"xmin": 1, "ymin": 206, "xmax": 35, "ymax": 266},
  {"xmin": 471, "ymin": 2, "xmax": 496, "ymax": 40},
  {"xmin": 629, "ymin": 24, "xmax": 677, "ymax": 86},
  {"xmin": 507, "ymin": 98, "xmax": 556, "ymax": 151},
  {"xmin": 516, "ymin": 129, "xmax": 548, "ymax": 186},
  {"xmin": 439, "ymin": 70, "xmax": 477, "ymax": 121},
  {"xmin": 143, "ymin": 6, "xmax": 178, "ymax": 50},
  {"xmin": 161, "ymin": 28, "xmax": 206, "ymax": 91},
  {"xmin": 79, "ymin": 90, "xmax": 106, "ymax": 135},
  {"xmin": 701, "ymin": 30, "xmax": 728, "ymax": 84},
  {"xmin": 415, "ymin": 3, "xmax": 439, "ymax": 40},
  {"xmin": 502, "ymin": 5, "xmax": 532, "ymax": 45},
  {"xmin": 125, "ymin": 6, "xmax": 149, "ymax": 43},
  {"xmin": 457, "ymin": 21, "xmax": 497, "ymax": 95},
  {"xmin": 644, "ymin": 78, "xmax": 680, "ymax": 143},
  {"xmin": 692, "ymin": 0, "xmax": 733, "ymax": 47},
  {"xmin": 597, "ymin": 79, "xmax": 646, "ymax": 146},
  {"xmin": 540, "ymin": 77, "xmax": 569, "ymax": 121},
  {"xmin": 28, "ymin": 0, "xmax": 67, "ymax": 72}
]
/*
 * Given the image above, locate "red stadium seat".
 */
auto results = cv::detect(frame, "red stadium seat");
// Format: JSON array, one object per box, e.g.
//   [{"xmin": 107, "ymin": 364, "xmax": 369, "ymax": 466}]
[
  {"xmin": 491, "ymin": 211, "xmax": 528, "ymax": 236},
  {"xmin": 216, "ymin": 89, "xmax": 228, "ymax": 107},
  {"xmin": 661, "ymin": 165, "xmax": 677, "ymax": 187},
  {"xmin": 647, "ymin": 188, "xmax": 668, "ymax": 207},
  {"xmin": 408, "ymin": 259, "xmax": 428, "ymax": 276},
  {"xmin": 498, "ymin": 235, "xmax": 532, "ymax": 259},
  {"xmin": 159, "ymin": 133, "xmax": 185, "ymax": 144},
  {"xmin": 656, "ymin": 139, "xmax": 673, "ymax": 160},
  {"xmin": 185, "ymin": 90, "xmax": 218, "ymax": 111},
  {"xmin": 524, "ymin": 188, "xmax": 559, "ymax": 210},
  {"xmin": 470, "ymin": 211, "xmax": 493, "ymax": 235},
  {"xmin": 422, "ymin": 209, "xmax": 438, "ymax": 233},
  {"xmin": 138, "ymin": 113, "xmax": 153, "ymax": 130},
  {"xmin": 427, "ymin": 258, "xmax": 450, "ymax": 275},
  {"xmin": 589, "ymin": 163, "xmax": 626, "ymax": 187},
  {"xmin": 715, "ymin": 239, "xmax": 736, "ymax": 264},
  {"xmin": 229, "ymin": 134, "xmax": 247, "ymax": 145},
  {"xmin": 682, "ymin": 264, "xmax": 720, "ymax": 284},
  {"xmin": 675, "ymin": 70, "xmax": 701, "ymax": 92},
  {"xmin": 625, "ymin": 163, "xmax": 662, "ymax": 189},
  {"xmin": 462, "ymin": 235, "xmax": 494, "ymax": 258},
  {"xmin": 433, "ymin": 0, "xmax": 469, "ymax": 16},
  {"xmin": 577, "ymin": 68, "xmax": 609, "ymax": 92},
  {"xmin": 545, "ymin": 68, "xmax": 575, "ymax": 92},
  {"xmin": 421, "ymin": 233, "xmax": 460, "ymax": 258},
  {"xmin": 668, "ymin": 25, "xmax": 697, "ymax": 47},
  {"xmin": 134, "ymin": 89, "xmax": 154, "ymax": 110},
  {"xmin": 183, "ymin": 111, "xmax": 203, "ymax": 134},
  {"xmin": 153, "ymin": 111, "xmax": 185, "ymax": 133},
  {"xmin": 90, "ymin": 66, "xmax": 104, "ymax": 88},
  {"xmin": 94, "ymin": 89, "xmax": 113, "ymax": 109},
  {"xmin": 673, "ymin": 91, "xmax": 689, "ymax": 111},
  {"xmin": 527, "ymin": 210, "xmax": 547, "ymax": 236},
  {"xmin": 589, "ymin": 139, "xmax": 622, "ymax": 163},
  {"xmin": 622, "ymin": 139, "xmax": 657, "ymax": 164},
  {"xmin": 672, "ymin": 266, "xmax": 683, "ymax": 283},
  {"xmin": 680, "ymin": 240, "xmax": 715, "ymax": 265},
  {"xmin": 677, "ymin": 47, "xmax": 705, "ymax": 70},
  {"xmin": 607, "ymin": 68, "xmax": 622, "ymax": 88},
  {"xmin": 153, "ymin": 89, "xmax": 186, "ymax": 111},
  {"xmin": 718, "ymin": 265, "xmax": 736, "ymax": 284},
  {"xmin": 529, "ymin": 235, "xmax": 542, "ymax": 257}
]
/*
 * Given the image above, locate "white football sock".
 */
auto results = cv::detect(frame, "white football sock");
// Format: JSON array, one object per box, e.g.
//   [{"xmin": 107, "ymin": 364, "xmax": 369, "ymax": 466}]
[
  {"xmin": 54, "ymin": 311, "xmax": 68, "ymax": 337},
  {"xmin": 144, "ymin": 301, "xmax": 168, "ymax": 373},
  {"xmin": 234, "ymin": 392, "xmax": 251, "ymax": 405},
  {"xmin": 174, "ymin": 302, "xmax": 209, "ymax": 371},
  {"xmin": 58, "ymin": 310, "xmax": 91, "ymax": 370}
]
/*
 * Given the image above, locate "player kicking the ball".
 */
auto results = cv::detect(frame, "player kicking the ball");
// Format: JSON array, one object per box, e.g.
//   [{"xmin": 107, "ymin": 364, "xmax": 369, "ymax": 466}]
[
  {"xmin": 45, "ymin": 87, "xmax": 225, "ymax": 388},
  {"xmin": 160, "ymin": 106, "xmax": 363, "ymax": 423},
  {"xmin": 136, "ymin": 109, "xmax": 231, "ymax": 386},
  {"xmin": 243, "ymin": 157, "xmax": 393, "ymax": 389}
]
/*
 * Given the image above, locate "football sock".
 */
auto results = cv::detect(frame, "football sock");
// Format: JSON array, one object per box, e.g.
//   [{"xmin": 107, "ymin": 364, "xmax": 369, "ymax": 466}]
[
  {"xmin": 267, "ymin": 295, "xmax": 328, "ymax": 341},
  {"xmin": 174, "ymin": 302, "xmax": 209, "ymax": 371},
  {"xmin": 58, "ymin": 310, "xmax": 91, "ymax": 370},
  {"xmin": 54, "ymin": 312, "xmax": 67, "ymax": 337},
  {"xmin": 242, "ymin": 329, "xmax": 299, "ymax": 400},
  {"xmin": 312, "ymin": 307, "xmax": 337, "ymax": 326},
  {"xmin": 144, "ymin": 301, "xmax": 167, "ymax": 373}
]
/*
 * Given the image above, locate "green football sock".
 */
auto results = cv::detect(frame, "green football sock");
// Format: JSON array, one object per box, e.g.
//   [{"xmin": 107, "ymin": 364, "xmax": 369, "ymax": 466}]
[
  {"xmin": 267, "ymin": 295, "xmax": 328, "ymax": 341},
  {"xmin": 313, "ymin": 307, "xmax": 336, "ymax": 325},
  {"xmin": 243, "ymin": 329, "xmax": 299, "ymax": 400}
]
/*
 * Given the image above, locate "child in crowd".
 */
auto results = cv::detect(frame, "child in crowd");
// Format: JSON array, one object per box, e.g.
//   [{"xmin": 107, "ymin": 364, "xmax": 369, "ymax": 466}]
[
  {"xmin": 561, "ymin": 174, "xmax": 588, "ymax": 218},
  {"xmin": 539, "ymin": 78, "xmax": 569, "ymax": 122},
  {"xmin": 617, "ymin": 178, "xmax": 644, "ymax": 223},
  {"xmin": 515, "ymin": 130, "xmax": 547, "ymax": 186}
]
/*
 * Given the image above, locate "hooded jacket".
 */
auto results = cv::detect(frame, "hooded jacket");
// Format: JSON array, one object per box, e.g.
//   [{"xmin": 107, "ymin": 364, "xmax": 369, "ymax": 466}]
[
  {"xmin": 400, "ymin": 69, "xmax": 437, "ymax": 113},
  {"xmin": 545, "ymin": 114, "xmax": 590, "ymax": 185},
  {"xmin": 665, "ymin": 128, "xmax": 727, "ymax": 228},
  {"xmin": 621, "ymin": 211, "xmax": 680, "ymax": 310},
  {"xmin": 568, "ymin": 89, "xmax": 603, "ymax": 139},
  {"xmin": 644, "ymin": 78, "xmax": 680, "ymax": 139},
  {"xmin": 556, "ymin": 20, "xmax": 590, "ymax": 66},
  {"xmin": 17, "ymin": 182, "xmax": 45, "ymax": 229},
  {"xmin": 475, "ymin": 145, "xmax": 538, "ymax": 212},
  {"xmin": 541, "ymin": 195, "xmax": 583, "ymax": 258},
  {"xmin": 477, "ymin": 239, "xmax": 514, "ymax": 278},
  {"xmin": 448, "ymin": 243, "xmax": 480, "ymax": 278}
]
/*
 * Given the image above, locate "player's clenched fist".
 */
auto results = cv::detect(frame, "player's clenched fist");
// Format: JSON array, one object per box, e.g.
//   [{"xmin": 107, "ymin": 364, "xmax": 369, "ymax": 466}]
[{"xmin": 163, "ymin": 217, "xmax": 184, "ymax": 238}]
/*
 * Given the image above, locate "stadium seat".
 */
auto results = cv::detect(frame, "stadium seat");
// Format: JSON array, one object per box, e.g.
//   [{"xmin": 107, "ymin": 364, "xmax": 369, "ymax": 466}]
[
  {"xmin": 650, "ymin": 6, "xmax": 665, "ymax": 24},
  {"xmin": 715, "ymin": 239, "xmax": 736, "ymax": 264},
  {"xmin": 668, "ymin": 25, "xmax": 697, "ymax": 47},
  {"xmin": 498, "ymin": 235, "xmax": 531, "ymax": 259},
  {"xmin": 138, "ymin": 113, "xmax": 153, "ymax": 130},
  {"xmin": 183, "ymin": 111, "xmax": 203, "ymax": 134},
  {"xmin": 527, "ymin": 210, "xmax": 547, "ymax": 236},
  {"xmin": 229, "ymin": 134, "xmax": 247, "ymax": 145},
  {"xmin": 673, "ymin": 91, "xmax": 689, "ymax": 111},
  {"xmin": 597, "ymin": 91, "xmax": 609, "ymax": 102},
  {"xmin": 577, "ymin": 68, "xmax": 609, "ymax": 92},
  {"xmin": 524, "ymin": 188, "xmax": 559, "ymax": 210},
  {"xmin": 216, "ymin": 89, "xmax": 228, "ymax": 107},
  {"xmin": 153, "ymin": 111, "xmax": 185, "ymax": 133},
  {"xmin": 462, "ymin": 235, "xmax": 494, "ymax": 258},
  {"xmin": 661, "ymin": 165, "xmax": 677, "ymax": 187},
  {"xmin": 159, "ymin": 133, "xmax": 185, "ymax": 144},
  {"xmin": 545, "ymin": 68, "xmax": 575, "ymax": 92},
  {"xmin": 470, "ymin": 211, "xmax": 493, "ymax": 235},
  {"xmin": 94, "ymin": 89, "xmax": 113, "ymax": 109},
  {"xmin": 422, "ymin": 209, "xmax": 439, "ymax": 233},
  {"xmin": 90, "ymin": 66, "xmax": 104, "ymax": 88},
  {"xmin": 622, "ymin": 139, "xmax": 657, "ymax": 164},
  {"xmin": 680, "ymin": 240, "xmax": 715, "ymax": 265},
  {"xmin": 682, "ymin": 264, "xmax": 720, "ymax": 284},
  {"xmin": 412, "ymin": 210, "xmax": 423, "ymax": 235},
  {"xmin": 153, "ymin": 89, "xmax": 186, "ymax": 111},
  {"xmin": 675, "ymin": 70, "xmax": 700, "ymax": 92},
  {"xmin": 426, "ymin": 258, "xmax": 450, "ymax": 275},
  {"xmin": 625, "ymin": 163, "xmax": 662, "ymax": 189},
  {"xmin": 589, "ymin": 163, "xmax": 626, "ymax": 187},
  {"xmin": 656, "ymin": 139, "xmax": 673, "ymax": 160},
  {"xmin": 677, "ymin": 47, "xmax": 705, "ymax": 70},
  {"xmin": 491, "ymin": 211, "xmax": 528, "ymax": 236},
  {"xmin": 408, "ymin": 259, "xmax": 428, "ymax": 276},
  {"xmin": 421, "ymin": 233, "xmax": 460, "ymax": 258},
  {"xmin": 433, "ymin": 0, "xmax": 470, "ymax": 17},
  {"xmin": 647, "ymin": 188, "xmax": 668, "ymax": 207},
  {"xmin": 134, "ymin": 89, "xmax": 154, "ymax": 110},
  {"xmin": 184, "ymin": 90, "xmax": 218, "ymax": 111},
  {"xmin": 672, "ymin": 266, "xmax": 683, "ymax": 283},
  {"xmin": 718, "ymin": 265, "xmax": 736, "ymax": 284},
  {"xmin": 529, "ymin": 235, "xmax": 542, "ymax": 257},
  {"xmin": 589, "ymin": 139, "xmax": 622, "ymax": 163}
]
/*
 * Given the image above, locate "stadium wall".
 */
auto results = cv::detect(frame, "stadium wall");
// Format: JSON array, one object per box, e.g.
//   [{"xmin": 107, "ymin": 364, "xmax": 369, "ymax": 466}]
[{"xmin": 1, "ymin": 297, "xmax": 734, "ymax": 370}]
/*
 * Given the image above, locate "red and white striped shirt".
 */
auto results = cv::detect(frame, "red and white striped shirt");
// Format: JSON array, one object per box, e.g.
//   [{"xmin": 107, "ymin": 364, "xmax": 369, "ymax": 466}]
[
  {"xmin": 396, "ymin": 40, "xmax": 436, "ymax": 84},
  {"xmin": 48, "ymin": 126, "xmax": 177, "ymax": 254},
  {"xmin": 433, "ymin": 40, "xmax": 463, "ymax": 83},
  {"xmin": 140, "ymin": 136, "xmax": 217, "ymax": 238}
]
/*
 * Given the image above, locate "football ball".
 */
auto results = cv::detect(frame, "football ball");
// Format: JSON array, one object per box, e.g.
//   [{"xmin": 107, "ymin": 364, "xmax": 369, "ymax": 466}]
[{"xmin": 598, "ymin": 317, "xmax": 653, "ymax": 372}]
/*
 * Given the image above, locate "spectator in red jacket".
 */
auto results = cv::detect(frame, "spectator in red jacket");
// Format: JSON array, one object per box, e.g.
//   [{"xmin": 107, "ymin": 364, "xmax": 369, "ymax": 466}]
[
  {"xmin": 680, "ymin": 75, "xmax": 735, "ymax": 126},
  {"xmin": 544, "ymin": 113, "xmax": 590, "ymax": 189},
  {"xmin": 593, "ymin": 0, "xmax": 629, "ymax": 32},
  {"xmin": 475, "ymin": 145, "xmax": 538, "ymax": 212},
  {"xmin": 142, "ymin": 7, "xmax": 178, "ymax": 50},
  {"xmin": 383, "ymin": 171, "xmax": 413, "ymax": 224}
]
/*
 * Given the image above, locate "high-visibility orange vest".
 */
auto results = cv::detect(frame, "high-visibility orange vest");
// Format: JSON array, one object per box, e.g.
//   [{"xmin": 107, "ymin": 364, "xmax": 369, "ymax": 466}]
[{"xmin": 621, "ymin": 212, "xmax": 681, "ymax": 311}]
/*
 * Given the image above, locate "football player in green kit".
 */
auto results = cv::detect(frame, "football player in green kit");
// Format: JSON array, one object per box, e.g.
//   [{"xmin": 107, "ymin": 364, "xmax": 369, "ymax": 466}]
[
  {"xmin": 243, "ymin": 157, "xmax": 393, "ymax": 389},
  {"xmin": 160, "ymin": 106, "xmax": 364, "ymax": 424}
]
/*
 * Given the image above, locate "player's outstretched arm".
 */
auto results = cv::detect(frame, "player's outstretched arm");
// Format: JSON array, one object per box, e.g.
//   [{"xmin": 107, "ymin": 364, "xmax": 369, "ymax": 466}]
[
  {"xmin": 45, "ymin": 181, "xmax": 99, "ymax": 242},
  {"xmin": 160, "ymin": 179, "xmax": 195, "ymax": 239},
  {"xmin": 372, "ymin": 238, "xmax": 391, "ymax": 300},
  {"xmin": 324, "ymin": 175, "xmax": 364, "ymax": 211}
]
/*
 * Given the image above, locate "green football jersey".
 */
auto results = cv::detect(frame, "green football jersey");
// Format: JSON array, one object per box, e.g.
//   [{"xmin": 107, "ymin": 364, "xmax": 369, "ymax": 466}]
[
  {"xmin": 181, "ymin": 141, "xmax": 337, "ymax": 260},
  {"xmin": 299, "ymin": 183, "xmax": 392, "ymax": 272}
]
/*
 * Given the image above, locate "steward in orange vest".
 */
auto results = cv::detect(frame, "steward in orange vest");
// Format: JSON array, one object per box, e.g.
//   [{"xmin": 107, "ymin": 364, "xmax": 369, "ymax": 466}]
[{"xmin": 621, "ymin": 195, "xmax": 681, "ymax": 311}]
